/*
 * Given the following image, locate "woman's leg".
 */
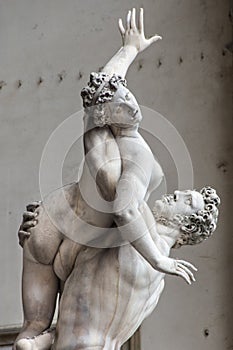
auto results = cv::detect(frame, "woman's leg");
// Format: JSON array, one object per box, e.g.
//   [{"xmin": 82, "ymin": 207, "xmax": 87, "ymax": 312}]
[{"xmin": 14, "ymin": 202, "xmax": 62, "ymax": 349}]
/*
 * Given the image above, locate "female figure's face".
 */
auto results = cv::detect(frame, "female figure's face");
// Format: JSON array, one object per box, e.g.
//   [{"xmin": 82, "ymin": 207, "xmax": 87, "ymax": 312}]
[{"xmin": 108, "ymin": 85, "xmax": 142, "ymax": 128}]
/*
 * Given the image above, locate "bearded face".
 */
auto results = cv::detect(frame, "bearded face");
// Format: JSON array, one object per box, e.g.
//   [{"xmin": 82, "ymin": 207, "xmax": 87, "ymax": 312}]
[{"xmin": 153, "ymin": 190, "xmax": 205, "ymax": 220}]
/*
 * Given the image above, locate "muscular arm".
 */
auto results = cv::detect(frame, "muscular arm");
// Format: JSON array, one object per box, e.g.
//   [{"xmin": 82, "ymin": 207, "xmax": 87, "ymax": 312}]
[
  {"xmin": 84, "ymin": 127, "xmax": 121, "ymax": 201},
  {"xmin": 113, "ymin": 175, "xmax": 196, "ymax": 285}
]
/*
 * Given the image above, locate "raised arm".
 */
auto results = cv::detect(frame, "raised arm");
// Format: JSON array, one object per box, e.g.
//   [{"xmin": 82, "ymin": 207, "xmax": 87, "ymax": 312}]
[{"xmin": 102, "ymin": 8, "xmax": 162, "ymax": 78}]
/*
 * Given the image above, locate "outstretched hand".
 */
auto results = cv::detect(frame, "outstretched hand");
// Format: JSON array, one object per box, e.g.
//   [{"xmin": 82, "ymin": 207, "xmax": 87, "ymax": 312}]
[
  {"xmin": 156, "ymin": 256, "xmax": 197, "ymax": 285},
  {"xmin": 118, "ymin": 8, "xmax": 162, "ymax": 53}
]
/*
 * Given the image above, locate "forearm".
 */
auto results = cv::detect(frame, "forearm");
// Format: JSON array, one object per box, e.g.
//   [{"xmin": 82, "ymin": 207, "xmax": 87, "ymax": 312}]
[
  {"xmin": 139, "ymin": 202, "xmax": 170, "ymax": 254},
  {"xmin": 114, "ymin": 206, "xmax": 164, "ymax": 268},
  {"xmin": 115, "ymin": 207, "xmax": 196, "ymax": 284},
  {"xmin": 130, "ymin": 221, "xmax": 164, "ymax": 267},
  {"xmin": 102, "ymin": 45, "xmax": 138, "ymax": 78}
]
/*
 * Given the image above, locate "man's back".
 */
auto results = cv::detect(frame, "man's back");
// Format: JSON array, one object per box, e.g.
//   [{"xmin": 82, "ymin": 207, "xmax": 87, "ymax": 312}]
[{"xmin": 54, "ymin": 238, "xmax": 166, "ymax": 350}]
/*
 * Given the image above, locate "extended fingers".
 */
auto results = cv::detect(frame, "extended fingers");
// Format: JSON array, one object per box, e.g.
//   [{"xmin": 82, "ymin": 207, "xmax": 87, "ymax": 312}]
[
  {"xmin": 177, "ymin": 263, "xmax": 196, "ymax": 282},
  {"xmin": 152, "ymin": 34, "xmax": 162, "ymax": 42},
  {"xmin": 126, "ymin": 8, "xmax": 139, "ymax": 32},
  {"xmin": 176, "ymin": 269, "xmax": 192, "ymax": 285},
  {"xmin": 130, "ymin": 8, "xmax": 137, "ymax": 30},
  {"xmin": 118, "ymin": 18, "xmax": 125, "ymax": 36},
  {"xmin": 147, "ymin": 35, "xmax": 162, "ymax": 47},
  {"xmin": 138, "ymin": 8, "xmax": 144, "ymax": 34},
  {"xmin": 126, "ymin": 10, "xmax": 131, "ymax": 31},
  {"xmin": 177, "ymin": 260, "xmax": 198, "ymax": 271},
  {"xmin": 175, "ymin": 259, "xmax": 198, "ymax": 284}
]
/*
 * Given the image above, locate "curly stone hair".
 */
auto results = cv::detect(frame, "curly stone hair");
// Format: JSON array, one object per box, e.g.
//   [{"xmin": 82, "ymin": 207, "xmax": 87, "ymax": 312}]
[
  {"xmin": 81, "ymin": 72, "xmax": 127, "ymax": 108},
  {"xmin": 173, "ymin": 186, "xmax": 220, "ymax": 248},
  {"xmin": 81, "ymin": 72, "xmax": 127, "ymax": 127}
]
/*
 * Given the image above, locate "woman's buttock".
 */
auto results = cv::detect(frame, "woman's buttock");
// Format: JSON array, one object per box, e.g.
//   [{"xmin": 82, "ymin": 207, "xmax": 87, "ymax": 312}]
[
  {"xmin": 25, "ymin": 182, "xmax": 115, "ymax": 265},
  {"xmin": 26, "ymin": 204, "xmax": 62, "ymax": 265},
  {"xmin": 25, "ymin": 183, "xmax": 78, "ymax": 265}
]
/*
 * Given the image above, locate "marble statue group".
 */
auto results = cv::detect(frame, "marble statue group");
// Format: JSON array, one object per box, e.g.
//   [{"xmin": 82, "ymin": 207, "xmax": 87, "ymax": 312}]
[{"xmin": 14, "ymin": 8, "xmax": 220, "ymax": 350}]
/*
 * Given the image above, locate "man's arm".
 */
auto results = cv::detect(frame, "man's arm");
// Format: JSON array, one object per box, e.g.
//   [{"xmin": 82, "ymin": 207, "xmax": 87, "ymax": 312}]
[
  {"xmin": 112, "ymin": 173, "xmax": 196, "ymax": 285},
  {"xmin": 139, "ymin": 202, "xmax": 197, "ymax": 284},
  {"xmin": 102, "ymin": 8, "xmax": 162, "ymax": 78},
  {"xmin": 84, "ymin": 127, "xmax": 121, "ymax": 202}
]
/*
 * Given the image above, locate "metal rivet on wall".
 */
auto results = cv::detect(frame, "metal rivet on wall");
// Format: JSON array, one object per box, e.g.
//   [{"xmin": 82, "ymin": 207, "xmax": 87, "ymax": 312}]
[
  {"xmin": 217, "ymin": 161, "xmax": 228, "ymax": 173},
  {"xmin": 17, "ymin": 80, "xmax": 22, "ymax": 88},
  {"xmin": 225, "ymin": 41, "xmax": 233, "ymax": 53},
  {"xmin": 58, "ymin": 70, "xmax": 66, "ymax": 83},
  {"xmin": 138, "ymin": 59, "xmax": 143, "ymax": 71},
  {"xmin": 157, "ymin": 59, "xmax": 162, "ymax": 68},
  {"xmin": 222, "ymin": 49, "xmax": 227, "ymax": 56},
  {"xmin": 178, "ymin": 56, "xmax": 183, "ymax": 64},
  {"xmin": 77, "ymin": 71, "xmax": 83, "ymax": 80},
  {"xmin": 0, "ymin": 81, "xmax": 7, "ymax": 90},
  {"xmin": 228, "ymin": 9, "xmax": 233, "ymax": 23},
  {"xmin": 37, "ymin": 77, "xmax": 43, "ymax": 85}
]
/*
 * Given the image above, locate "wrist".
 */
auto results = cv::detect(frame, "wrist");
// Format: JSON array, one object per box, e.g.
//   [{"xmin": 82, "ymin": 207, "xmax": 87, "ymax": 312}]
[
  {"xmin": 151, "ymin": 253, "xmax": 163, "ymax": 266},
  {"xmin": 121, "ymin": 45, "xmax": 139, "ymax": 56}
]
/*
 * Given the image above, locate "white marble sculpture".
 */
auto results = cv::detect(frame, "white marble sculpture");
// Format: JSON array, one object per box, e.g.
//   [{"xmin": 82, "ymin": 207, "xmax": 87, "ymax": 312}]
[{"xmin": 14, "ymin": 8, "xmax": 220, "ymax": 350}]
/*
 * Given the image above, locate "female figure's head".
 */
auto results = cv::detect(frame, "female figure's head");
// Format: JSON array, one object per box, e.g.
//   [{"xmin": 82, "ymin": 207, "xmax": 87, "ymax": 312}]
[{"xmin": 81, "ymin": 72, "xmax": 142, "ymax": 128}]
